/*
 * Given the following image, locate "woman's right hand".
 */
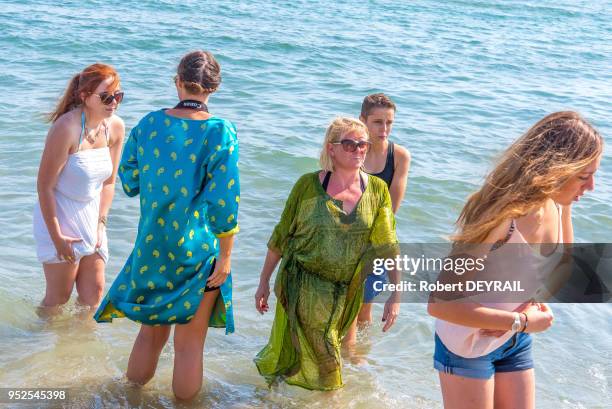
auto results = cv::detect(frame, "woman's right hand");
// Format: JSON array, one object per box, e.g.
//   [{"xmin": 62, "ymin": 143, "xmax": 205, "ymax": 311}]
[
  {"xmin": 255, "ymin": 281, "xmax": 270, "ymax": 314},
  {"xmin": 52, "ymin": 234, "xmax": 83, "ymax": 264}
]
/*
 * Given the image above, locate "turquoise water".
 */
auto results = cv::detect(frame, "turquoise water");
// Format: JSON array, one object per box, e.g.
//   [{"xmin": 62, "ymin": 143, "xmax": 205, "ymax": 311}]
[{"xmin": 0, "ymin": 1, "xmax": 610, "ymax": 408}]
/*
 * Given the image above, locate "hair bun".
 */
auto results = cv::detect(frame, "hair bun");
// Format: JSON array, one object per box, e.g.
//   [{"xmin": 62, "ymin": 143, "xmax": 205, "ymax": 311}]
[{"xmin": 177, "ymin": 50, "xmax": 221, "ymax": 95}]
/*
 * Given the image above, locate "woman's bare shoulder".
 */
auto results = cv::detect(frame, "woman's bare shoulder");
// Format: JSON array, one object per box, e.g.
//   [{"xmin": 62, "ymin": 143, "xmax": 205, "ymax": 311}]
[
  {"xmin": 393, "ymin": 143, "xmax": 411, "ymax": 161},
  {"xmin": 109, "ymin": 114, "xmax": 126, "ymax": 144},
  {"xmin": 392, "ymin": 143, "xmax": 411, "ymax": 172},
  {"xmin": 109, "ymin": 114, "xmax": 125, "ymax": 129},
  {"xmin": 47, "ymin": 110, "xmax": 80, "ymax": 147}
]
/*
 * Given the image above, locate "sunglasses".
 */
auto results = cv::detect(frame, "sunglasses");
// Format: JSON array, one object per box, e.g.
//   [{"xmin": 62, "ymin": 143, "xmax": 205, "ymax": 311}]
[
  {"xmin": 332, "ymin": 139, "xmax": 371, "ymax": 152},
  {"xmin": 93, "ymin": 91, "xmax": 124, "ymax": 105}
]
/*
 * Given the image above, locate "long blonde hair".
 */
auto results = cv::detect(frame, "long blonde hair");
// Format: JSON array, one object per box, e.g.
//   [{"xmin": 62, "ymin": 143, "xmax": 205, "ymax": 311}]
[
  {"xmin": 319, "ymin": 117, "xmax": 369, "ymax": 172},
  {"xmin": 453, "ymin": 111, "xmax": 603, "ymax": 244}
]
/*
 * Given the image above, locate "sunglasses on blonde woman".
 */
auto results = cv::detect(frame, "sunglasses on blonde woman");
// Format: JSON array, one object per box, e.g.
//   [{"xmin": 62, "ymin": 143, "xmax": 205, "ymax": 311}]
[
  {"xmin": 332, "ymin": 139, "xmax": 371, "ymax": 152},
  {"xmin": 93, "ymin": 91, "xmax": 124, "ymax": 105}
]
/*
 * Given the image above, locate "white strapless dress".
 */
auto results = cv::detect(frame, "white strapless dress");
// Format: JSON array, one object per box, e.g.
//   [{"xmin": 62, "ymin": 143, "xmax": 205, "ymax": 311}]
[{"xmin": 33, "ymin": 147, "xmax": 113, "ymax": 264}]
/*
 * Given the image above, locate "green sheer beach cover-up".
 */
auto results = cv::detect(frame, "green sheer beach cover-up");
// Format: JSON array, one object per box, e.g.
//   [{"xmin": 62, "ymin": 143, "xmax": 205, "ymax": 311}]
[
  {"xmin": 254, "ymin": 171, "xmax": 398, "ymax": 390},
  {"xmin": 94, "ymin": 110, "xmax": 239, "ymax": 333}
]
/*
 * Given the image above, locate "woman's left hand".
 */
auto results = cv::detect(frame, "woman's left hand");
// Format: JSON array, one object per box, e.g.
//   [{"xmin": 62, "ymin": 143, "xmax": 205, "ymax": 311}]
[
  {"xmin": 96, "ymin": 222, "xmax": 105, "ymax": 250},
  {"xmin": 382, "ymin": 296, "xmax": 400, "ymax": 332},
  {"xmin": 207, "ymin": 256, "xmax": 231, "ymax": 288},
  {"xmin": 479, "ymin": 301, "xmax": 542, "ymax": 337}
]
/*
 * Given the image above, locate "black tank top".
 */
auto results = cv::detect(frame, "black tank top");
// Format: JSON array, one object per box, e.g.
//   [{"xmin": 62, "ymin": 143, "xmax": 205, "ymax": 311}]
[{"xmin": 369, "ymin": 142, "xmax": 394, "ymax": 187}]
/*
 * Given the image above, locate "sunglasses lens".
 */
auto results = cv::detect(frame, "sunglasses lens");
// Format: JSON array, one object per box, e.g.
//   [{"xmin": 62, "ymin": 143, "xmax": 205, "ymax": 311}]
[
  {"xmin": 339, "ymin": 140, "xmax": 369, "ymax": 152},
  {"xmin": 98, "ymin": 93, "xmax": 111, "ymax": 104},
  {"xmin": 98, "ymin": 91, "xmax": 124, "ymax": 105},
  {"xmin": 340, "ymin": 140, "xmax": 357, "ymax": 152}
]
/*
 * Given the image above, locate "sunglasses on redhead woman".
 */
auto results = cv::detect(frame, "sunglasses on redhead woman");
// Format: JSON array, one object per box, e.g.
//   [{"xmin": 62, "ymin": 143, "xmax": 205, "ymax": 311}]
[
  {"xmin": 331, "ymin": 139, "xmax": 371, "ymax": 152},
  {"xmin": 92, "ymin": 91, "xmax": 124, "ymax": 105}
]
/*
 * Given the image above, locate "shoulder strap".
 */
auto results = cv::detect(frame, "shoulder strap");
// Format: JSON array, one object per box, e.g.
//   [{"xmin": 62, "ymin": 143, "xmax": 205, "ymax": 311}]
[
  {"xmin": 104, "ymin": 120, "xmax": 111, "ymax": 146},
  {"xmin": 359, "ymin": 172, "xmax": 366, "ymax": 193},
  {"xmin": 78, "ymin": 110, "xmax": 85, "ymax": 151},
  {"xmin": 322, "ymin": 171, "xmax": 332, "ymax": 192},
  {"xmin": 490, "ymin": 220, "xmax": 516, "ymax": 251},
  {"xmin": 555, "ymin": 202, "xmax": 562, "ymax": 243},
  {"xmin": 323, "ymin": 171, "xmax": 365, "ymax": 193},
  {"xmin": 384, "ymin": 142, "xmax": 395, "ymax": 171}
]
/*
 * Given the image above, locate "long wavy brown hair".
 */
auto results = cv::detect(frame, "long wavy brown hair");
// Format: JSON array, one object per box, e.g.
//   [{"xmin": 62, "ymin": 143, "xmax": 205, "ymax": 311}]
[{"xmin": 453, "ymin": 111, "xmax": 603, "ymax": 244}]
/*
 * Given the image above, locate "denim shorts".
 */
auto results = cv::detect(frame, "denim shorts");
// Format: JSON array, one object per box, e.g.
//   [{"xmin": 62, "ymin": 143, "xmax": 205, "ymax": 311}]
[
  {"xmin": 433, "ymin": 332, "xmax": 533, "ymax": 379},
  {"xmin": 364, "ymin": 270, "xmax": 388, "ymax": 303}
]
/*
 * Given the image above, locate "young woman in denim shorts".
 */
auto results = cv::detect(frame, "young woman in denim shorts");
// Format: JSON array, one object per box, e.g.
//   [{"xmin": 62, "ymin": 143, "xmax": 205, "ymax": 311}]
[{"xmin": 428, "ymin": 112, "xmax": 603, "ymax": 409}]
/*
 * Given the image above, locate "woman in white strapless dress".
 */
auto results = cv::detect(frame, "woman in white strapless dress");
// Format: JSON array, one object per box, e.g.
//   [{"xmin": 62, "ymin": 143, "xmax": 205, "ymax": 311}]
[{"xmin": 34, "ymin": 63, "xmax": 125, "ymax": 314}]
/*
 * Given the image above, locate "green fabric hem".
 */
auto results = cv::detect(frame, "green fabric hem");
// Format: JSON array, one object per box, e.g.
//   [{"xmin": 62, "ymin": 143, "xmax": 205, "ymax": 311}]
[
  {"xmin": 253, "ymin": 360, "xmax": 345, "ymax": 392},
  {"xmin": 215, "ymin": 225, "xmax": 240, "ymax": 238},
  {"xmin": 285, "ymin": 378, "xmax": 344, "ymax": 391},
  {"xmin": 94, "ymin": 299, "xmax": 125, "ymax": 323}
]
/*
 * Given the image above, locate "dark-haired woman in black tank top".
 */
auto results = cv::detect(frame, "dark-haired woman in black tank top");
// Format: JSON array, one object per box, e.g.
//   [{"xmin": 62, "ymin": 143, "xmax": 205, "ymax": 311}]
[
  {"xmin": 343, "ymin": 93, "xmax": 411, "ymax": 345},
  {"xmin": 370, "ymin": 141, "xmax": 396, "ymax": 187}
]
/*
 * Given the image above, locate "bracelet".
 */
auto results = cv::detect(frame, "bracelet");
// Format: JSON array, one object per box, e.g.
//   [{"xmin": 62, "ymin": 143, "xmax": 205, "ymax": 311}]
[
  {"xmin": 98, "ymin": 215, "xmax": 108, "ymax": 226},
  {"xmin": 520, "ymin": 312, "xmax": 528, "ymax": 332}
]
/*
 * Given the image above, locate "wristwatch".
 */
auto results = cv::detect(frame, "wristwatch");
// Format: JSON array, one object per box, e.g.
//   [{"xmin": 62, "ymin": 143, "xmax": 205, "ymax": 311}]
[{"xmin": 511, "ymin": 312, "xmax": 521, "ymax": 332}]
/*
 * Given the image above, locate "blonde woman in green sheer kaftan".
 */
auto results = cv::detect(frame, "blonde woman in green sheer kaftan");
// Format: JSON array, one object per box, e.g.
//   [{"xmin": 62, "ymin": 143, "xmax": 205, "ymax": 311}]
[{"xmin": 254, "ymin": 117, "xmax": 401, "ymax": 391}]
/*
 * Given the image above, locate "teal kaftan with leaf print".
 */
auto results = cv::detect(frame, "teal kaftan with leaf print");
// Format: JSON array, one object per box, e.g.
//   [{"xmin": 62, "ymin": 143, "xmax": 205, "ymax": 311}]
[{"xmin": 95, "ymin": 110, "xmax": 239, "ymax": 333}]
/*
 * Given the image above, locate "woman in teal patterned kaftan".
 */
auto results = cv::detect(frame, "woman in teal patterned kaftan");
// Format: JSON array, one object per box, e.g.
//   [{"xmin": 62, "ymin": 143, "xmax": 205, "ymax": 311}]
[
  {"xmin": 94, "ymin": 50, "xmax": 239, "ymax": 400},
  {"xmin": 94, "ymin": 110, "xmax": 239, "ymax": 328}
]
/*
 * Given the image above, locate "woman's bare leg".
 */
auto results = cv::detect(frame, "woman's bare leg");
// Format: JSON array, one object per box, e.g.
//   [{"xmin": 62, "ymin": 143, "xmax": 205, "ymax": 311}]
[
  {"xmin": 75, "ymin": 253, "xmax": 105, "ymax": 309},
  {"xmin": 357, "ymin": 302, "xmax": 373, "ymax": 326},
  {"xmin": 38, "ymin": 262, "xmax": 79, "ymax": 317},
  {"xmin": 439, "ymin": 372, "xmax": 494, "ymax": 409},
  {"xmin": 126, "ymin": 325, "xmax": 171, "ymax": 385},
  {"xmin": 494, "ymin": 369, "xmax": 535, "ymax": 409},
  {"xmin": 172, "ymin": 289, "xmax": 219, "ymax": 401},
  {"xmin": 342, "ymin": 318, "xmax": 358, "ymax": 348}
]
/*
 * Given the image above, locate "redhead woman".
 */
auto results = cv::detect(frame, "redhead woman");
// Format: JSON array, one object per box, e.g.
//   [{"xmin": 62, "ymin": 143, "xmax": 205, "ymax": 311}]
[
  {"xmin": 428, "ymin": 111, "xmax": 603, "ymax": 409},
  {"xmin": 34, "ymin": 63, "xmax": 125, "ymax": 315}
]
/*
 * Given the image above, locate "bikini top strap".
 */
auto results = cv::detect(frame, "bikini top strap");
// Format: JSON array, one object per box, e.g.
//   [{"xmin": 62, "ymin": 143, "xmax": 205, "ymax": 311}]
[
  {"xmin": 554, "ymin": 202, "xmax": 563, "ymax": 243},
  {"xmin": 322, "ymin": 171, "xmax": 366, "ymax": 193},
  {"xmin": 506, "ymin": 219, "xmax": 516, "ymax": 241},
  {"xmin": 490, "ymin": 219, "xmax": 516, "ymax": 251},
  {"xmin": 322, "ymin": 171, "xmax": 332, "ymax": 192},
  {"xmin": 78, "ymin": 110, "xmax": 85, "ymax": 151},
  {"xmin": 359, "ymin": 172, "xmax": 366, "ymax": 193},
  {"xmin": 104, "ymin": 120, "xmax": 111, "ymax": 146}
]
